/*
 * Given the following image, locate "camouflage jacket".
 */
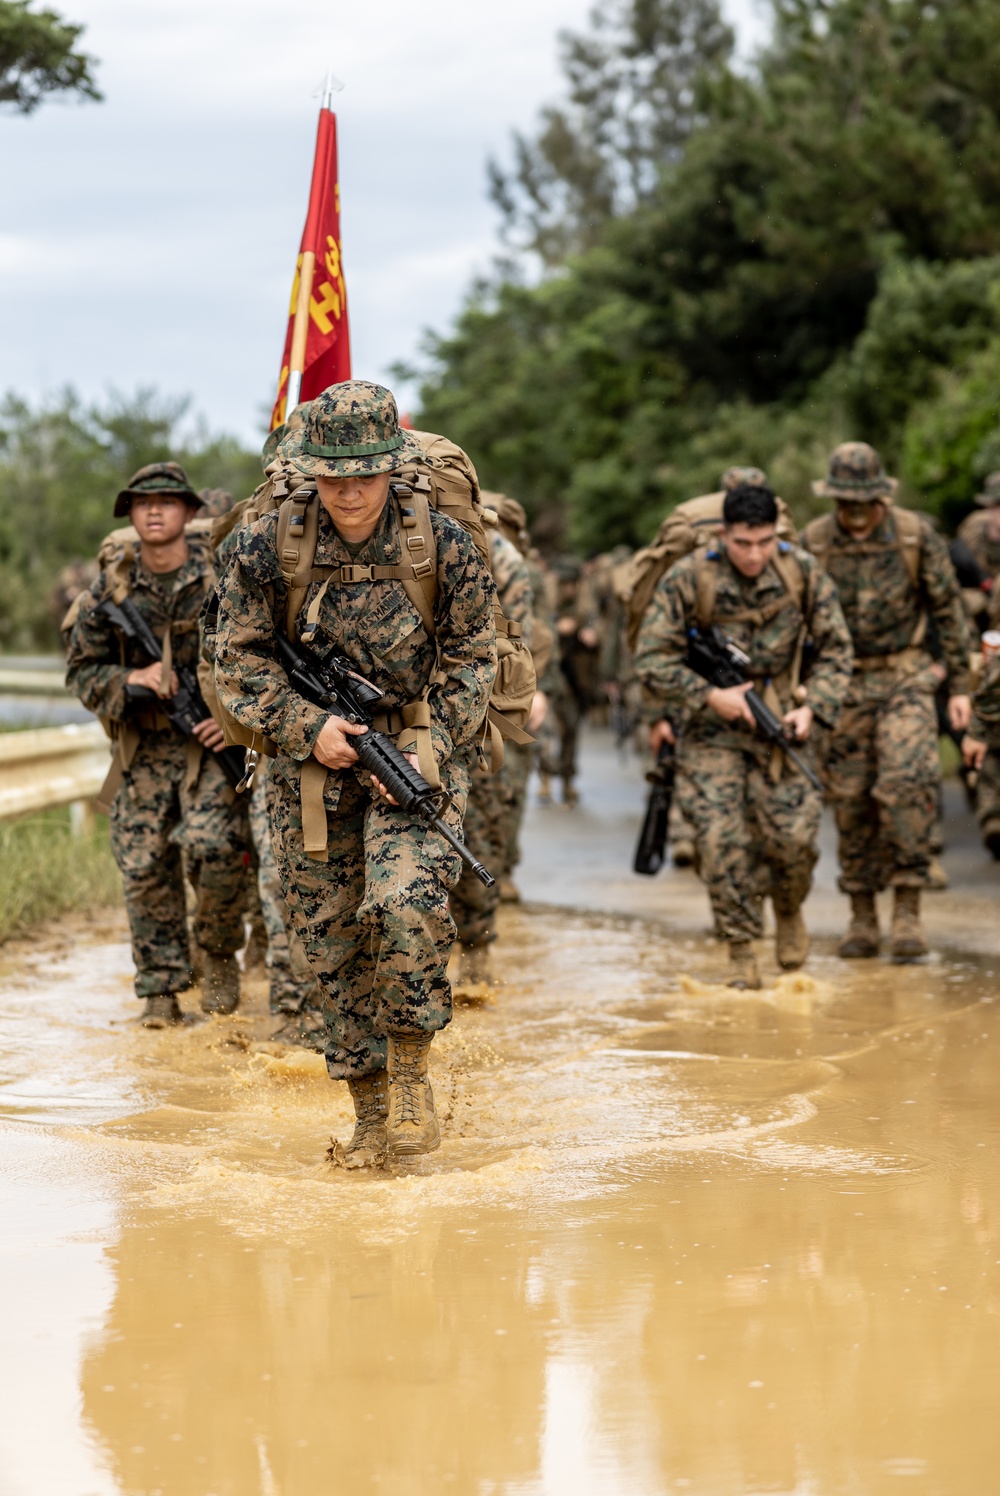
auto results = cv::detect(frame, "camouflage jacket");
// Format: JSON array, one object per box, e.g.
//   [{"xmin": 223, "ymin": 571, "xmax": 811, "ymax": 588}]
[
  {"xmin": 969, "ymin": 654, "xmax": 1000, "ymax": 745},
  {"xmin": 490, "ymin": 531, "xmax": 532, "ymax": 647},
  {"xmin": 958, "ymin": 509, "xmax": 1000, "ymax": 578},
  {"xmin": 65, "ymin": 535, "xmax": 215, "ymax": 724},
  {"xmin": 214, "ymin": 500, "xmax": 497, "ymax": 795},
  {"xmin": 801, "ymin": 510, "xmax": 971, "ymax": 692},
  {"xmin": 634, "ymin": 543, "xmax": 853, "ymax": 748}
]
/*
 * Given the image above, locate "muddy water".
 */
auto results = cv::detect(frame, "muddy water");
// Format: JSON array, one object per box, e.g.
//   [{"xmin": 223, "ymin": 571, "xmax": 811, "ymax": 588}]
[{"xmin": 3, "ymin": 910, "xmax": 1000, "ymax": 1495}]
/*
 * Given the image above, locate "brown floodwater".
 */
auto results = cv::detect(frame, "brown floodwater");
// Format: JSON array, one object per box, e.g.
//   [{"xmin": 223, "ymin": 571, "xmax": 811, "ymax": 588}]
[{"xmin": 2, "ymin": 905, "xmax": 1000, "ymax": 1495}]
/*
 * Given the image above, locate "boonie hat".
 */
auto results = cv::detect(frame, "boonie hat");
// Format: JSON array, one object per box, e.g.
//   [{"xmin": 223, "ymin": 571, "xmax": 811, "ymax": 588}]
[
  {"xmin": 975, "ymin": 471, "xmax": 1000, "ymax": 508},
  {"xmin": 114, "ymin": 461, "xmax": 203, "ymax": 518},
  {"xmin": 482, "ymin": 491, "xmax": 529, "ymax": 550},
  {"xmin": 722, "ymin": 466, "xmax": 769, "ymax": 492},
  {"xmin": 812, "ymin": 442, "xmax": 897, "ymax": 503},
  {"xmin": 279, "ymin": 381, "xmax": 422, "ymax": 479}
]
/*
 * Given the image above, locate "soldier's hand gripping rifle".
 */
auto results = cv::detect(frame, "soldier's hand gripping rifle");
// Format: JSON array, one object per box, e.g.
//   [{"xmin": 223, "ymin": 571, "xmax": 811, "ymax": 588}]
[
  {"xmin": 686, "ymin": 625, "xmax": 823, "ymax": 792},
  {"xmin": 633, "ymin": 739, "xmax": 675, "ymax": 876},
  {"xmin": 274, "ymin": 632, "xmax": 496, "ymax": 889},
  {"xmin": 97, "ymin": 596, "xmax": 248, "ymax": 792}
]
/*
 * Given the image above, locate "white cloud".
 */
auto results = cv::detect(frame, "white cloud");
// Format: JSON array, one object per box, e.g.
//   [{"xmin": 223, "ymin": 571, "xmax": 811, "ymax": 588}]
[{"xmin": 0, "ymin": 0, "xmax": 768, "ymax": 445}]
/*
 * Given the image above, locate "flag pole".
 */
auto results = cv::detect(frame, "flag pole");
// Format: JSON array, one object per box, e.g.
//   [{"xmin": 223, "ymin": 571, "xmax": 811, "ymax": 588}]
[{"xmin": 285, "ymin": 75, "xmax": 336, "ymax": 418}]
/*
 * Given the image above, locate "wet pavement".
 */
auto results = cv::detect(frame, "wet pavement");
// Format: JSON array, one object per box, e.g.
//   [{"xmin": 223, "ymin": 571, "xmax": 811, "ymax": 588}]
[{"xmin": 2, "ymin": 729, "xmax": 1000, "ymax": 1494}]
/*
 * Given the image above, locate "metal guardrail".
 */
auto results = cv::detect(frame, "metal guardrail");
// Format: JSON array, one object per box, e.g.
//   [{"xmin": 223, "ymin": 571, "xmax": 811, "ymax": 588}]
[{"xmin": 0, "ymin": 722, "xmax": 110, "ymax": 824}]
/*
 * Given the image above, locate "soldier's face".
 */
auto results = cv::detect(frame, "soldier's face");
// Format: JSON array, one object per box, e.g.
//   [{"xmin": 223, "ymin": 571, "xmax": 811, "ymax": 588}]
[
  {"xmin": 129, "ymin": 493, "xmax": 192, "ymax": 545},
  {"xmin": 315, "ymin": 472, "xmax": 392, "ymax": 542},
  {"xmin": 836, "ymin": 499, "xmax": 885, "ymax": 539},
  {"xmin": 723, "ymin": 523, "xmax": 777, "ymax": 579}
]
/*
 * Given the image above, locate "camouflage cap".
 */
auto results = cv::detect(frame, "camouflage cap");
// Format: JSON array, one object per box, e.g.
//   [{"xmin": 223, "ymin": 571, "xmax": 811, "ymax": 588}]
[
  {"xmin": 721, "ymin": 466, "xmax": 769, "ymax": 492},
  {"xmin": 812, "ymin": 442, "xmax": 897, "ymax": 503},
  {"xmin": 278, "ymin": 381, "xmax": 423, "ymax": 479},
  {"xmin": 975, "ymin": 471, "xmax": 1000, "ymax": 507},
  {"xmin": 198, "ymin": 488, "xmax": 235, "ymax": 519},
  {"xmin": 114, "ymin": 461, "xmax": 203, "ymax": 518}
]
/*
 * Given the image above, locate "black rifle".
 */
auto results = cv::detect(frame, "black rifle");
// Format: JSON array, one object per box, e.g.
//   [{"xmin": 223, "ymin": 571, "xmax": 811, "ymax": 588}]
[
  {"xmin": 274, "ymin": 632, "xmax": 495, "ymax": 889},
  {"xmin": 633, "ymin": 740, "xmax": 675, "ymax": 876},
  {"xmin": 98, "ymin": 596, "xmax": 247, "ymax": 792},
  {"xmin": 686, "ymin": 626, "xmax": 823, "ymax": 792}
]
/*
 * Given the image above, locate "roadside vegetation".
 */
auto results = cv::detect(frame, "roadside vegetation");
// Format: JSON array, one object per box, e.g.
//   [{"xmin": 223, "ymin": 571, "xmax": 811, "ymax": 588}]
[
  {"xmin": 0, "ymin": 807, "xmax": 120, "ymax": 942},
  {"xmin": 0, "ymin": 389, "xmax": 260, "ymax": 650},
  {"xmin": 410, "ymin": 0, "xmax": 1000, "ymax": 551}
]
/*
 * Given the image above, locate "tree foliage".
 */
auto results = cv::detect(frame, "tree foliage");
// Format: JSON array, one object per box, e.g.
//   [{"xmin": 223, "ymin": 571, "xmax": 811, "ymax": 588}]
[
  {"xmin": 417, "ymin": 0, "xmax": 1000, "ymax": 550},
  {"xmin": 0, "ymin": 0, "xmax": 100, "ymax": 112},
  {"xmin": 489, "ymin": 0, "xmax": 733, "ymax": 265},
  {"xmin": 0, "ymin": 389, "xmax": 260, "ymax": 648}
]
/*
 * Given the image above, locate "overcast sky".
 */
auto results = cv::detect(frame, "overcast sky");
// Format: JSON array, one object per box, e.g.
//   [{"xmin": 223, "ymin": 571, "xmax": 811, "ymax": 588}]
[{"xmin": 1, "ymin": 0, "xmax": 766, "ymax": 446}]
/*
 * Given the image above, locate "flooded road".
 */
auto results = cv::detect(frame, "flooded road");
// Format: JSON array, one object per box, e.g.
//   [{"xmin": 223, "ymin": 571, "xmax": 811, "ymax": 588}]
[{"xmin": 3, "ymin": 733, "xmax": 1000, "ymax": 1494}]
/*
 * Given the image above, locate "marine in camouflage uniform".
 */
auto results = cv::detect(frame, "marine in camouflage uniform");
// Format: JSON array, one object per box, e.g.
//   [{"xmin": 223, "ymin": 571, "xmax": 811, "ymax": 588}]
[
  {"xmin": 538, "ymin": 557, "xmax": 601, "ymax": 805},
  {"xmin": 801, "ymin": 443, "xmax": 971, "ymax": 961},
  {"xmin": 65, "ymin": 462, "xmax": 251, "ymax": 1026},
  {"xmin": 210, "ymin": 460, "xmax": 325, "ymax": 1041},
  {"xmin": 636, "ymin": 482, "xmax": 852, "ymax": 988},
  {"xmin": 962, "ymin": 654, "xmax": 1000, "ymax": 858},
  {"xmin": 489, "ymin": 499, "xmax": 557, "ymax": 899},
  {"xmin": 449, "ymin": 521, "xmax": 535, "ymax": 987},
  {"xmin": 214, "ymin": 383, "xmax": 496, "ymax": 1164},
  {"xmin": 958, "ymin": 472, "xmax": 1000, "ymax": 586}
]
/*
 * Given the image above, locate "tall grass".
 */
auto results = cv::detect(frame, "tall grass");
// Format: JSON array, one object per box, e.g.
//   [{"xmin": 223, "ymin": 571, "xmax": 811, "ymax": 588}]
[{"xmin": 0, "ymin": 808, "xmax": 121, "ymax": 942}]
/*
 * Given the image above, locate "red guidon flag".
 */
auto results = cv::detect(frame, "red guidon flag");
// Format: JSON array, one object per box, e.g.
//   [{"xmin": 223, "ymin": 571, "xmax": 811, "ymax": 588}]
[{"xmin": 270, "ymin": 103, "xmax": 351, "ymax": 429}]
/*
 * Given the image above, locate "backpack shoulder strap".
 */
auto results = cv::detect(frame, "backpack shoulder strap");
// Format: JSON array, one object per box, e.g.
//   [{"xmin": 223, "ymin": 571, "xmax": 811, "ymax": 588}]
[
  {"xmin": 275, "ymin": 489, "xmax": 323, "ymax": 634},
  {"xmin": 393, "ymin": 484, "xmax": 438, "ymax": 636},
  {"xmin": 693, "ymin": 551, "xmax": 720, "ymax": 630},
  {"xmin": 801, "ymin": 512, "xmax": 836, "ymax": 573},
  {"xmin": 891, "ymin": 505, "xmax": 923, "ymax": 590},
  {"xmin": 770, "ymin": 545, "xmax": 806, "ymax": 614}
]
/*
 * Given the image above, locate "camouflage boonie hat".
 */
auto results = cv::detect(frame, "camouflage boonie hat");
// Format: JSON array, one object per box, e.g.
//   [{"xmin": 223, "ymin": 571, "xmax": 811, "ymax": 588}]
[
  {"xmin": 722, "ymin": 466, "xmax": 769, "ymax": 492},
  {"xmin": 482, "ymin": 491, "xmax": 529, "ymax": 547},
  {"xmin": 975, "ymin": 471, "xmax": 1000, "ymax": 507},
  {"xmin": 812, "ymin": 442, "xmax": 897, "ymax": 502},
  {"xmin": 261, "ymin": 401, "xmax": 309, "ymax": 474},
  {"xmin": 279, "ymin": 381, "xmax": 422, "ymax": 479},
  {"xmin": 114, "ymin": 461, "xmax": 203, "ymax": 518}
]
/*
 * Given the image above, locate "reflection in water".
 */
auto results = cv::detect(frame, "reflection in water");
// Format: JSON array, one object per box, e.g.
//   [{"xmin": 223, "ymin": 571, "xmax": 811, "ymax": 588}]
[{"xmin": 3, "ymin": 909, "xmax": 1000, "ymax": 1493}]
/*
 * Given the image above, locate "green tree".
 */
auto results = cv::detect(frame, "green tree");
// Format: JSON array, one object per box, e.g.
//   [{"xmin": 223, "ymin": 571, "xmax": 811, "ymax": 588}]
[
  {"xmin": 0, "ymin": 0, "xmax": 100, "ymax": 112},
  {"xmin": 417, "ymin": 0, "xmax": 1000, "ymax": 551},
  {"xmin": 0, "ymin": 388, "xmax": 260, "ymax": 649},
  {"xmin": 489, "ymin": 0, "xmax": 733, "ymax": 265}
]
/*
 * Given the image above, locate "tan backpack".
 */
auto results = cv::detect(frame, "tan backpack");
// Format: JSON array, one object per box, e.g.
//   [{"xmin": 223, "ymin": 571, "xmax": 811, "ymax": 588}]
[
  {"xmin": 210, "ymin": 431, "xmax": 535, "ymax": 780},
  {"xmin": 615, "ymin": 490, "xmax": 797, "ymax": 653}
]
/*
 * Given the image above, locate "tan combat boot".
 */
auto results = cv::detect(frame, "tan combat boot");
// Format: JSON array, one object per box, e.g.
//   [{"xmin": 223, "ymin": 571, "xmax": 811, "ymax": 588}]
[
  {"xmin": 328, "ymin": 1071, "xmax": 389, "ymax": 1170},
  {"xmin": 201, "ymin": 952, "xmax": 240, "ymax": 1014},
  {"xmin": 926, "ymin": 856, "xmax": 949, "ymax": 891},
  {"xmin": 774, "ymin": 905, "xmax": 809, "ymax": 970},
  {"xmin": 890, "ymin": 887, "xmax": 928, "ymax": 962},
  {"xmin": 727, "ymin": 941, "xmax": 761, "ymax": 990},
  {"xmin": 141, "ymin": 993, "xmax": 183, "ymax": 1028},
  {"xmin": 386, "ymin": 1035, "xmax": 440, "ymax": 1158},
  {"xmin": 837, "ymin": 893, "xmax": 880, "ymax": 959}
]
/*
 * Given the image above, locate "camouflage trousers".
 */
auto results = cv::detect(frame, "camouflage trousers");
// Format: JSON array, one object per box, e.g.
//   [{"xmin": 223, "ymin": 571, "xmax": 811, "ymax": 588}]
[
  {"xmin": 819, "ymin": 671, "xmax": 939, "ymax": 892},
  {"xmin": 248, "ymin": 769, "xmax": 322, "ymax": 1015},
  {"xmin": 539, "ymin": 690, "xmax": 583, "ymax": 783},
  {"xmin": 975, "ymin": 748, "xmax": 1000, "ymax": 838},
  {"xmin": 451, "ymin": 766, "xmax": 505, "ymax": 947},
  {"xmin": 267, "ymin": 759, "xmax": 469, "ymax": 1081},
  {"xmin": 109, "ymin": 731, "xmax": 250, "ymax": 1000},
  {"xmin": 676, "ymin": 740, "xmax": 822, "ymax": 944},
  {"xmin": 498, "ymin": 740, "xmax": 532, "ymax": 876}
]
